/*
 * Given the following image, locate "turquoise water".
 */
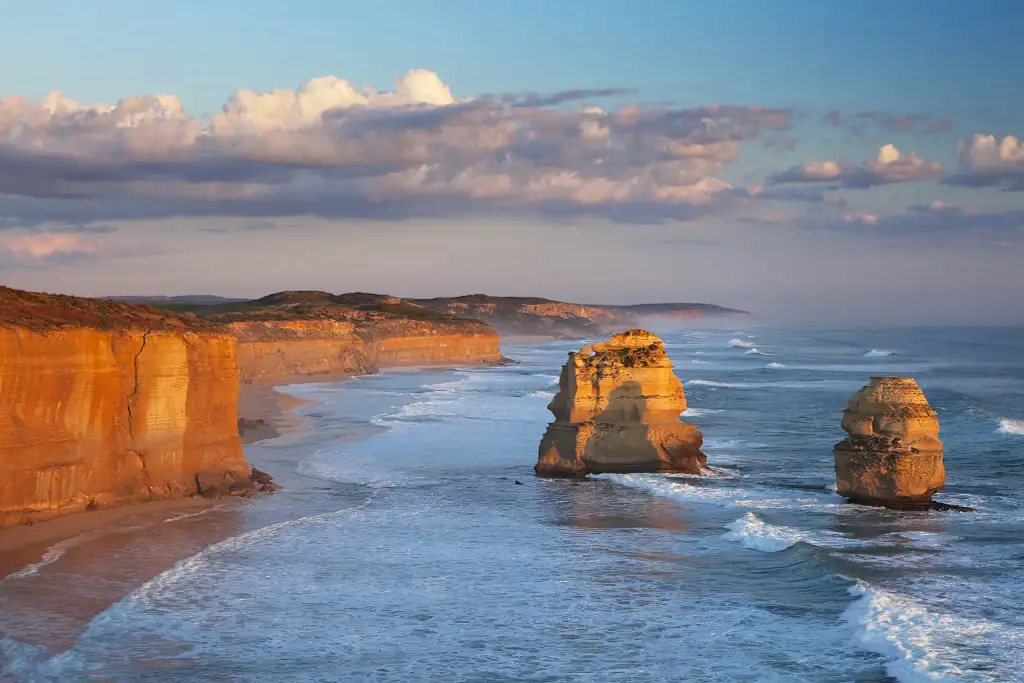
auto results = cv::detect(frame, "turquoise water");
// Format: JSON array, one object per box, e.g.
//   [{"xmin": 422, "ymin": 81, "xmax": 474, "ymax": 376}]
[{"xmin": 1, "ymin": 327, "xmax": 1022, "ymax": 682}]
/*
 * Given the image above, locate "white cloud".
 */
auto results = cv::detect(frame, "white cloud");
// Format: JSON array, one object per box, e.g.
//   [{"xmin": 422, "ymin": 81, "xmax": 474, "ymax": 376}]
[
  {"xmin": 947, "ymin": 134, "xmax": 1024, "ymax": 189},
  {"xmin": 0, "ymin": 70, "xmax": 791, "ymax": 223}
]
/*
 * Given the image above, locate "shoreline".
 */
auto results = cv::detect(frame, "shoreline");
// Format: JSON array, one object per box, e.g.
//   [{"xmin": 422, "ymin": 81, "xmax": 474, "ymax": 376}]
[{"xmin": 0, "ymin": 376, "xmax": 327, "ymax": 582}]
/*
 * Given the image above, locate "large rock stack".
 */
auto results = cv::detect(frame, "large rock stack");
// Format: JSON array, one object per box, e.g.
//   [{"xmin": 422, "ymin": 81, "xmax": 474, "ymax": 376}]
[
  {"xmin": 833, "ymin": 376, "xmax": 945, "ymax": 510},
  {"xmin": 535, "ymin": 329, "xmax": 706, "ymax": 477}
]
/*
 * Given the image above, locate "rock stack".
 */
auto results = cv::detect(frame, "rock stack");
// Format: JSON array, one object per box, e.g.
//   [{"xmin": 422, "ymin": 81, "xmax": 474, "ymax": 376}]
[
  {"xmin": 535, "ymin": 329, "xmax": 706, "ymax": 477},
  {"xmin": 833, "ymin": 376, "xmax": 946, "ymax": 510}
]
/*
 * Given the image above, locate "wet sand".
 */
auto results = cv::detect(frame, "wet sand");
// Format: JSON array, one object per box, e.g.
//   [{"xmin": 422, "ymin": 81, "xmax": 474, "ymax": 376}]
[{"xmin": 0, "ymin": 379, "xmax": 322, "ymax": 582}]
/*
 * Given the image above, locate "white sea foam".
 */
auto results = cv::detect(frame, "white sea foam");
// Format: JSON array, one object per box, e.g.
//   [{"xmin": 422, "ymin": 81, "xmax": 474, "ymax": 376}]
[
  {"xmin": 687, "ymin": 379, "xmax": 750, "ymax": 388},
  {"xmin": 843, "ymin": 581, "xmax": 1002, "ymax": 683},
  {"xmin": 766, "ymin": 362, "xmax": 786, "ymax": 369},
  {"xmin": 681, "ymin": 407, "xmax": 723, "ymax": 417},
  {"xmin": 997, "ymin": 418, "xmax": 1024, "ymax": 435},
  {"xmin": 1, "ymin": 535, "xmax": 87, "ymax": 583},
  {"xmin": 529, "ymin": 390, "xmax": 555, "ymax": 399},
  {"xmin": 722, "ymin": 512, "xmax": 801, "ymax": 552},
  {"xmin": 163, "ymin": 504, "xmax": 229, "ymax": 524},
  {"xmin": 744, "ymin": 347, "xmax": 768, "ymax": 356},
  {"xmin": 864, "ymin": 349, "xmax": 896, "ymax": 358},
  {"xmin": 596, "ymin": 473, "xmax": 849, "ymax": 517},
  {"xmin": 729, "ymin": 338, "xmax": 755, "ymax": 349}
]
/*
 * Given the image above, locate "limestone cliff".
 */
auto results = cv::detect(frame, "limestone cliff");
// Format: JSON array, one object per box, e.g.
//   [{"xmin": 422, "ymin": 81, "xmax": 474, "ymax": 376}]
[
  {"xmin": 536, "ymin": 329, "xmax": 706, "ymax": 477},
  {"xmin": 206, "ymin": 292, "xmax": 503, "ymax": 382},
  {"xmin": 833, "ymin": 376, "xmax": 945, "ymax": 509},
  {"xmin": 0, "ymin": 287, "xmax": 249, "ymax": 528}
]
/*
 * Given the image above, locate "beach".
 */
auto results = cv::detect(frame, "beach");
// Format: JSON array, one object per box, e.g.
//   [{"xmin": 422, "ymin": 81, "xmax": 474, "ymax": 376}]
[{"xmin": 0, "ymin": 380, "xmax": 316, "ymax": 583}]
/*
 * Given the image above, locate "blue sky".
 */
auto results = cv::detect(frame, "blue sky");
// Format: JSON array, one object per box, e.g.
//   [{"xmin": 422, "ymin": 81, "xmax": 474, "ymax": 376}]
[{"xmin": 0, "ymin": 0, "xmax": 1022, "ymax": 323}]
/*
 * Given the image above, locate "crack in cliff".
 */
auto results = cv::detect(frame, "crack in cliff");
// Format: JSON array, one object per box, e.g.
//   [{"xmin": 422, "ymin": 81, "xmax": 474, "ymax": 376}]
[{"xmin": 126, "ymin": 329, "xmax": 153, "ymax": 491}]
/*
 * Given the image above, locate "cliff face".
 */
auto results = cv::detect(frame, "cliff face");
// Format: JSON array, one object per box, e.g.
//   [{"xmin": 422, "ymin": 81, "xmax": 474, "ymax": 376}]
[
  {"xmin": 229, "ymin": 320, "xmax": 374, "ymax": 381},
  {"xmin": 833, "ymin": 376, "xmax": 945, "ymax": 509},
  {"xmin": 0, "ymin": 287, "xmax": 247, "ymax": 528},
  {"xmin": 211, "ymin": 296, "xmax": 503, "ymax": 382},
  {"xmin": 536, "ymin": 330, "xmax": 706, "ymax": 477}
]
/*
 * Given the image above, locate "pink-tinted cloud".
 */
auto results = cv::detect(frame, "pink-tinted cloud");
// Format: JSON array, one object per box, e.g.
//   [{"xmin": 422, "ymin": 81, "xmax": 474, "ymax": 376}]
[
  {"xmin": 0, "ymin": 70, "xmax": 791, "ymax": 224},
  {"xmin": 769, "ymin": 144, "xmax": 942, "ymax": 188},
  {"xmin": 842, "ymin": 212, "xmax": 880, "ymax": 225},
  {"xmin": 0, "ymin": 232, "xmax": 103, "ymax": 259}
]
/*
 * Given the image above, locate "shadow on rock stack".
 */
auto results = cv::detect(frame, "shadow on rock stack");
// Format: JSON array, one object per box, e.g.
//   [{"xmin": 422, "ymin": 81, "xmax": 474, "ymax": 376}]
[
  {"xmin": 535, "ymin": 329, "xmax": 707, "ymax": 478},
  {"xmin": 834, "ymin": 376, "xmax": 972, "ymax": 511}
]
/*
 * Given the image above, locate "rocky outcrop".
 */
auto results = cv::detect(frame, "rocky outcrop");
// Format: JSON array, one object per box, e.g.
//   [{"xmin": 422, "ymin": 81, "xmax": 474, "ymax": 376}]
[
  {"xmin": 0, "ymin": 287, "xmax": 250, "ymax": 528},
  {"xmin": 535, "ymin": 329, "xmax": 706, "ymax": 477},
  {"xmin": 833, "ymin": 377, "xmax": 946, "ymax": 510}
]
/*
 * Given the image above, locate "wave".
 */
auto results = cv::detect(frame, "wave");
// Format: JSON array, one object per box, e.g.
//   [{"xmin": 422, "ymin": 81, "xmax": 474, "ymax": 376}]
[
  {"xmin": 721, "ymin": 512, "xmax": 801, "ymax": 552},
  {"xmin": 766, "ymin": 362, "xmax": 786, "ymax": 369},
  {"xmin": 743, "ymin": 348, "xmax": 768, "ymax": 356},
  {"xmin": 686, "ymin": 378, "xmax": 858, "ymax": 391},
  {"xmin": 842, "ymin": 581, "xmax": 998, "ymax": 683},
  {"xmin": 681, "ymin": 407, "xmax": 723, "ymax": 417},
  {"xmin": 864, "ymin": 349, "xmax": 896, "ymax": 358},
  {"xmin": 529, "ymin": 390, "xmax": 555, "ymax": 399},
  {"xmin": 687, "ymin": 379, "xmax": 749, "ymax": 388},
  {"xmin": 997, "ymin": 418, "xmax": 1024, "ymax": 435},
  {"xmin": 0, "ymin": 532, "xmax": 94, "ymax": 583},
  {"xmin": 728, "ymin": 338, "xmax": 755, "ymax": 349}
]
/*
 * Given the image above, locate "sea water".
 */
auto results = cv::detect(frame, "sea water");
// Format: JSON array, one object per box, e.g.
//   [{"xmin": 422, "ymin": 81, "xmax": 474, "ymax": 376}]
[{"xmin": 1, "ymin": 327, "xmax": 1022, "ymax": 682}]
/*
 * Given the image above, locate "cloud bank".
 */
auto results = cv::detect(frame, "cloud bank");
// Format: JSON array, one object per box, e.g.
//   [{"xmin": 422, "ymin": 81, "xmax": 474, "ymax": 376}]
[
  {"xmin": 769, "ymin": 144, "xmax": 943, "ymax": 188},
  {"xmin": 0, "ymin": 70, "xmax": 792, "ymax": 224}
]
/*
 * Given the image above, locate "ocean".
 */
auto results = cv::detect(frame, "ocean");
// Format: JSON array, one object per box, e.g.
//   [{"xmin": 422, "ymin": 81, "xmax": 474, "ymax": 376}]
[{"xmin": 1, "ymin": 327, "xmax": 1022, "ymax": 682}]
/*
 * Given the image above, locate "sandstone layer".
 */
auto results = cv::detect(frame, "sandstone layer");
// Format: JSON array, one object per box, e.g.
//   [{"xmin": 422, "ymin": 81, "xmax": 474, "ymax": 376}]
[
  {"xmin": 833, "ymin": 376, "xmax": 945, "ymax": 510},
  {"xmin": 535, "ymin": 329, "xmax": 706, "ymax": 477},
  {"xmin": 0, "ymin": 287, "xmax": 250, "ymax": 528},
  {"xmin": 215, "ymin": 294, "xmax": 503, "ymax": 382}
]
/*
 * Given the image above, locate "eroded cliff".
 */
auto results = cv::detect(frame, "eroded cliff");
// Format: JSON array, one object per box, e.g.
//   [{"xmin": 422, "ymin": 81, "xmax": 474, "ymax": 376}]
[
  {"xmin": 206, "ymin": 292, "xmax": 503, "ymax": 382},
  {"xmin": 833, "ymin": 376, "xmax": 946, "ymax": 510},
  {"xmin": 0, "ymin": 287, "xmax": 249, "ymax": 527},
  {"xmin": 536, "ymin": 329, "xmax": 706, "ymax": 477}
]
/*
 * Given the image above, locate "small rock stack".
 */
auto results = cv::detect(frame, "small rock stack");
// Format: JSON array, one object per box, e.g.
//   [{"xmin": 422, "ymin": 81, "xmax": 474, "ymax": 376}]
[
  {"xmin": 833, "ymin": 376, "xmax": 945, "ymax": 510},
  {"xmin": 535, "ymin": 329, "xmax": 706, "ymax": 477}
]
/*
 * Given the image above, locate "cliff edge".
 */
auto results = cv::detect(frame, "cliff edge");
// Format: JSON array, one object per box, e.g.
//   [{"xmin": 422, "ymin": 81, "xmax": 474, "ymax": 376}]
[
  {"xmin": 0, "ymin": 287, "xmax": 249, "ymax": 527},
  {"xmin": 536, "ymin": 329, "xmax": 706, "ymax": 477}
]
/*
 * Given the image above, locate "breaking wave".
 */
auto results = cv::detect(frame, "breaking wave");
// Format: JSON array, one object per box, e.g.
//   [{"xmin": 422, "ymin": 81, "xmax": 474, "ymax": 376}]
[
  {"xmin": 997, "ymin": 419, "xmax": 1024, "ymax": 435},
  {"xmin": 864, "ymin": 349, "xmax": 896, "ymax": 358},
  {"xmin": 744, "ymin": 348, "xmax": 768, "ymax": 356},
  {"xmin": 842, "ymin": 581, "xmax": 1006, "ymax": 683},
  {"xmin": 766, "ymin": 362, "xmax": 786, "ymax": 369},
  {"xmin": 728, "ymin": 338, "xmax": 755, "ymax": 349},
  {"xmin": 721, "ymin": 512, "xmax": 801, "ymax": 552}
]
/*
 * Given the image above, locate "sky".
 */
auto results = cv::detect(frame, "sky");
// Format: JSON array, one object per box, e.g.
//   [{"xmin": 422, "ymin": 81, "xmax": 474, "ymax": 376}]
[{"xmin": 1, "ymin": 0, "xmax": 1023, "ymax": 324}]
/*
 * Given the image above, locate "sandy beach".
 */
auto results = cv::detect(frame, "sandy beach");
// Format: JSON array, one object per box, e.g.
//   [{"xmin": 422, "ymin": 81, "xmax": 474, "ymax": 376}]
[{"xmin": 0, "ymin": 379, "xmax": 319, "ymax": 582}]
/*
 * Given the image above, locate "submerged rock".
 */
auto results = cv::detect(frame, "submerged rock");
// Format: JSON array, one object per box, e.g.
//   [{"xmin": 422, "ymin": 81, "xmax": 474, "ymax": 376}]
[
  {"xmin": 535, "ymin": 329, "xmax": 706, "ymax": 477},
  {"xmin": 833, "ymin": 377, "xmax": 946, "ymax": 510}
]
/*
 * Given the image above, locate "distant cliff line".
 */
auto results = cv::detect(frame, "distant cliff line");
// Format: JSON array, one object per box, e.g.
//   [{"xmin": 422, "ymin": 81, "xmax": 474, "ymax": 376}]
[{"xmin": 109, "ymin": 291, "xmax": 755, "ymax": 340}]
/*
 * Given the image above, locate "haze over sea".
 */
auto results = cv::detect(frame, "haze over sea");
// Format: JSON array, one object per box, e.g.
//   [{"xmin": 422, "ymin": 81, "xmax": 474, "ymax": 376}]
[{"xmin": 1, "ymin": 325, "xmax": 1022, "ymax": 682}]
